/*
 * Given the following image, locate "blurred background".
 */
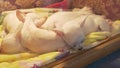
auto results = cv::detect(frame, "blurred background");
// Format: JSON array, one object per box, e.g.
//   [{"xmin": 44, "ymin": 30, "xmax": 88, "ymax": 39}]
[{"xmin": 0, "ymin": 0, "xmax": 120, "ymax": 20}]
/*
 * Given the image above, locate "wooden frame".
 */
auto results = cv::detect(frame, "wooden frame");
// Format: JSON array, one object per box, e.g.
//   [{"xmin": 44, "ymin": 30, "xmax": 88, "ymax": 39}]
[{"xmin": 42, "ymin": 34, "xmax": 120, "ymax": 68}]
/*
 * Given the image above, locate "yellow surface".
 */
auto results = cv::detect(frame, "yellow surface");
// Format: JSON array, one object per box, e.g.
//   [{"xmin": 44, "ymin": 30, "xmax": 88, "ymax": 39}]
[
  {"xmin": 0, "ymin": 10, "xmax": 119, "ymax": 67},
  {"xmin": 112, "ymin": 20, "xmax": 120, "ymax": 33},
  {"xmin": 0, "ymin": 52, "xmax": 60, "ymax": 68},
  {"xmin": 83, "ymin": 31, "xmax": 111, "ymax": 46},
  {"xmin": 0, "ymin": 53, "xmax": 38, "ymax": 62}
]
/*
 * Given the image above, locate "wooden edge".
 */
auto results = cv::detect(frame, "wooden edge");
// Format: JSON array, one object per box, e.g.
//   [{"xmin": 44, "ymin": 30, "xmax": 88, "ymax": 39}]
[{"xmin": 42, "ymin": 34, "xmax": 120, "ymax": 68}]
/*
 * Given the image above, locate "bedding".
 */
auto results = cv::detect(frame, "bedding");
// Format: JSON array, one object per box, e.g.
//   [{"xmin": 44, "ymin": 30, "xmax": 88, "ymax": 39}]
[
  {"xmin": 0, "ymin": 31, "xmax": 114, "ymax": 68},
  {"xmin": 0, "ymin": 25, "xmax": 119, "ymax": 68},
  {"xmin": 0, "ymin": 8, "xmax": 120, "ymax": 68}
]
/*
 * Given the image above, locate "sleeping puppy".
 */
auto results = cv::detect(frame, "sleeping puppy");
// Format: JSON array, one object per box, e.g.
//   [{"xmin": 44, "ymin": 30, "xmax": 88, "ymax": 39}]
[
  {"xmin": 20, "ymin": 13, "xmax": 67, "ymax": 53},
  {"xmin": 51, "ymin": 14, "xmax": 110, "ymax": 49},
  {"xmin": 0, "ymin": 10, "xmax": 28, "ymax": 53},
  {"xmin": 0, "ymin": 10, "xmax": 47, "ymax": 53},
  {"xmin": 1, "ymin": 11, "xmax": 23, "ymax": 37},
  {"xmin": 41, "ymin": 7, "xmax": 110, "ymax": 49}
]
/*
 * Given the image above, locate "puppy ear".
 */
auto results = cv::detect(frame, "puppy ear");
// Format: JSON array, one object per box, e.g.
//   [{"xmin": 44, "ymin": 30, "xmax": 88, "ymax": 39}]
[{"xmin": 16, "ymin": 10, "xmax": 25, "ymax": 23}]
